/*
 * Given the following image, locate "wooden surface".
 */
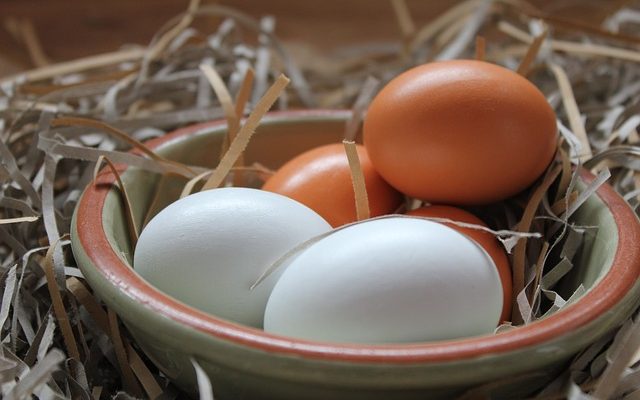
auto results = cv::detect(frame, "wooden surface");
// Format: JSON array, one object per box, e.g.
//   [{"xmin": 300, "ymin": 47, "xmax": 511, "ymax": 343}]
[{"xmin": 0, "ymin": 0, "xmax": 631, "ymax": 77}]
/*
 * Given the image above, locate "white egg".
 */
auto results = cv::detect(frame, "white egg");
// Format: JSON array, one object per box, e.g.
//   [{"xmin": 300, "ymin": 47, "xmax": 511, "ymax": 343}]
[
  {"xmin": 263, "ymin": 217, "xmax": 503, "ymax": 343},
  {"xmin": 134, "ymin": 187, "xmax": 332, "ymax": 328}
]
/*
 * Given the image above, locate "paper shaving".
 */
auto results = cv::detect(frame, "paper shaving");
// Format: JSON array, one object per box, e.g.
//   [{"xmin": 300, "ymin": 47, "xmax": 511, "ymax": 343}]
[
  {"xmin": 41, "ymin": 154, "xmax": 67, "ymax": 289},
  {"xmin": 616, "ymin": 370, "xmax": 640, "ymax": 398},
  {"xmin": 435, "ymin": 0, "xmax": 491, "ymax": 61},
  {"xmin": 41, "ymin": 237, "xmax": 80, "ymax": 361},
  {"xmin": 527, "ymin": 240, "xmax": 550, "ymax": 316},
  {"xmin": 0, "ymin": 265, "xmax": 17, "ymax": 333},
  {"xmin": 343, "ymin": 140, "xmax": 371, "ymax": 221},
  {"xmin": 0, "ymin": 47, "xmax": 147, "ymax": 86},
  {"xmin": 200, "ymin": 74, "xmax": 289, "ymax": 190},
  {"xmin": 593, "ymin": 316, "xmax": 640, "ymax": 399},
  {"xmin": 391, "ymin": 0, "xmax": 416, "ymax": 41},
  {"xmin": 252, "ymin": 17, "xmax": 275, "ymax": 106},
  {"xmin": 340, "ymin": 76, "xmax": 379, "ymax": 221},
  {"xmin": 4, "ymin": 349, "xmax": 65, "ymax": 400},
  {"xmin": 475, "ymin": 36, "xmax": 486, "ymax": 61},
  {"xmin": 92, "ymin": 386, "xmax": 103, "ymax": 400},
  {"xmin": 2, "ymin": 1, "xmax": 640, "ymax": 398},
  {"xmin": 93, "ymin": 156, "xmax": 139, "ymax": 248},
  {"xmin": 409, "ymin": 0, "xmax": 483, "ymax": 55},
  {"xmin": 199, "ymin": 64, "xmax": 238, "ymax": 150},
  {"xmin": 108, "ymin": 309, "xmax": 142, "ymax": 397},
  {"xmin": 511, "ymin": 165, "xmax": 562, "ymax": 323},
  {"xmin": 229, "ymin": 67, "xmax": 255, "ymax": 186},
  {"xmin": 191, "ymin": 358, "xmax": 215, "ymax": 400},
  {"xmin": 549, "ymin": 63, "xmax": 593, "ymax": 162},
  {"xmin": 35, "ymin": 315, "xmax": 56, "ymax": 364},
  {"xmin": 498, "ymin": 20, "xmax": 640, "ymax": 63},
  {"xmin": 517, "ymin": 28, "xmax": 548, "ymax": 76},
  {"xmin": 128, "ymin": 346, "xmax": 163, "ymax": 399}
]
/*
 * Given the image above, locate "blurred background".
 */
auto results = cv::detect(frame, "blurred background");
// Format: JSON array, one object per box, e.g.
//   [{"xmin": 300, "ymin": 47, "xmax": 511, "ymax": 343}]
[{"xmin": 0, "ymin": 0, "xmax": 631, "ymax": 77}]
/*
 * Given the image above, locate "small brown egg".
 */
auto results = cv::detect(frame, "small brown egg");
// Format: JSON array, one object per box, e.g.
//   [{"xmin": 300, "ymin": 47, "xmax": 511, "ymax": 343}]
[{"xmin": 263, "ymin": 143, "xmax": 404, "ymax": 227}]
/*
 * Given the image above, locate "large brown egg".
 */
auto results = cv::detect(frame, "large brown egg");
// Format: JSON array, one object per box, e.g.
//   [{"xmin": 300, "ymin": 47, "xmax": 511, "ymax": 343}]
[{"xmin": 364, "ymin": 60, "xmax": 557, "ymax": 205}]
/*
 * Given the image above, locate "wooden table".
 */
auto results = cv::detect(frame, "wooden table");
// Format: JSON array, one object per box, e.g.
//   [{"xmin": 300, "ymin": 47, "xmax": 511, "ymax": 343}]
[{"xmin": 0, "ymin": 0, "xmax": 627, "ymax": 77}]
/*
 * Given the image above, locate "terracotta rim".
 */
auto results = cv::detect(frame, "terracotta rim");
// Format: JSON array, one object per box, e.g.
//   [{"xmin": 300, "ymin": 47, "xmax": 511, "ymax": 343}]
[{"xmin": 75, "ymin": 109, "xmax": 640, "ymax": 364}]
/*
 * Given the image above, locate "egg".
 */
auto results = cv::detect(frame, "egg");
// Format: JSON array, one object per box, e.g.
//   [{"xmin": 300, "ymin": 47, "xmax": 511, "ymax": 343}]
[
  {"xmin": 263, "ymin": 217, "xmax": 503, "ymax": 343},
  {"xmin": 363, "ymin": 60, "xmax": 557, "ymax": 205},
  {"xmin": 134, "ymin": 187, "xmax": 332, "ymax": 328},
  {"xmin": 406, "ymin": 205, "xmax": 512, "ymax": 322},
  {"xmin": 262, "ymin": 143, "xmax": 404, "ymax": 227}
]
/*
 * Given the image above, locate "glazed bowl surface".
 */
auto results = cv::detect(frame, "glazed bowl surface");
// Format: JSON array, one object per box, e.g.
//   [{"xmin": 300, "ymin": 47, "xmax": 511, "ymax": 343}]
[{"xmin": 71, "ymin": 109, "xmax": 640, "ymax": 399}]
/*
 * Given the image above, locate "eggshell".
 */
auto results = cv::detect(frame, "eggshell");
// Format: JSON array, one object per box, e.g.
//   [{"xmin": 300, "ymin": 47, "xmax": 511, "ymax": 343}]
[
  {"xmin": 263, "ymin": 217, "xmax": 503, "ymax": 343},
  {"xmin": 134, "ymin": 187, "xmax": 332, "ymax": 328},
  {"xmin": 406, "ymin": 205, "xmax": 512, "ymax": 322},
  {"xmin": 262, "ymin": 143, "xmax": 404, "ymax": 227},
  {"xmin": 363, "ymin": 60, "xmax": 558, "ymax": 204}
]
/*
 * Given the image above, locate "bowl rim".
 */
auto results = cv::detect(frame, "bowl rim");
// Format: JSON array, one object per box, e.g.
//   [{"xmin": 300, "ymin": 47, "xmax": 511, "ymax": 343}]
[{"xmin": 74, "ymin": 109, "xmax": 640, "ymax": 364}]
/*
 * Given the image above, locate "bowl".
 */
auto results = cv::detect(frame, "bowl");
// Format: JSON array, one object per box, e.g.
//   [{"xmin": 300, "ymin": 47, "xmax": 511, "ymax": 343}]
[{"xmin": 71, "ymin": 109, "xmax": 640, "ymax": 399}]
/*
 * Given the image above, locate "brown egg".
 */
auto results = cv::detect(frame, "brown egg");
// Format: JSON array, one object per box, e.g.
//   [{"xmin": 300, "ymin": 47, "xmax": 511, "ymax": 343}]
[
  {"xmin": 364, "ymin": 60, "xmax": 557, "ymax": 205},
  {"xmin": 263, "ymin": 143, "xmax": 404, "ymax": 227},
  {"xmin": 407, "ymin": 205, "xmax": 513, "ymax": 323}
]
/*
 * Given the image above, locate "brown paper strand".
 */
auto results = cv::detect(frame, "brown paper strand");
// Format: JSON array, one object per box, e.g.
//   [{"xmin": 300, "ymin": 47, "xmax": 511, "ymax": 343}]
[
  {"xmin": 549, "ymin": 63, "xmax": 593, "ymax": 162},
  {"xmin": 142, "ymin": 173, "xmax": 175, "ymax": 228},
  {"xmin": 409, "ymin": 0, "xmax": 483, "ymax": 53},
  {"xmin": 593, "ymin": 318, "xmax": 640, "ymax": 399},
  {"xmin": 199, "ymin": 64, "xmax": 239, "ymax": 158},
  {"xmin": 498, "ymin": 20, "xmax": 640, "ymax": 63},
  {"xmin": 0, "ymin": 47, "xmax": 147, "ymax": 86},
  {"xmin": 343, "ymin": 140, "xmax": 371, "ymax": 221},
  {"xmin": 392, "ymin": 0, "xmax": 417, "ymax": 58},
  {"xmin": 107, "ymin": 309, "xmax": 143, "ymax": 396},
  {"xmin": 550, "ymin": 191, "xmax": 578, "ymax": 216},
  {"xmin": 391, "ymin": 0, "xmax": 416, "ymax": 39},
  {"xmin": 149, "ymin": 0, "xmax": 201, "ymax": 60},
  {"xmin": 516, "ymin": 29, "xmax": 548, "ymax": 76},
  {"xmin": 128, "ymin": 348, "xmax": 164, "ymax": 399},
  {"xmin": 6, "ymin": 17, "xmax": 51, "ymax": 68},
  {"xmin": 529, "ymin": 241, "xmax": 550, "ymax": 307},
  {"xmin": 93, "ymin": 156, "xmax": 140, "ymax": 249},
  {"xmin": 42, "ymin": 237, "xmax": 81, "ymax": 362},
  {"xmin": 511, "ymin": 165, "xmax": 562, "ymax": 324},
  {"xmin": 67, "ymin": 277, "xmax": 162, "ymax": 398},
  {"xmin": 66, "ymin": 277, "xmax": 110, "ymax": 332},
  {"xmin": 4, "ymin": 349, "xmax": 65, "ymax": 400},
  {"xmin": 51, "ymin": 116, "xmax": 195, "ymax": 177},
  {"xmin": 475, "ymin": 36, "xmax": 486, "ymax": 61},
  {"xmin": 201, "ymin": 74, "xmax": 290, "ymax": 190},
  {"xmin": 512, "ymin": 5, "xmax": 640, "ymax": 44},
  {"xmin": 19, "ymin": 69, "xmax": 137, "ymax": 96},
  {"xmin": 92, "ymin": 386, "xmax": 103, "ymax": 400},
  {"xmin": 555, "ymin": 146, "xmax": 573, "ymax": 203},
  {"xmin": 230, "ymin": 67, "xmax": 256, "ymax": 186}
]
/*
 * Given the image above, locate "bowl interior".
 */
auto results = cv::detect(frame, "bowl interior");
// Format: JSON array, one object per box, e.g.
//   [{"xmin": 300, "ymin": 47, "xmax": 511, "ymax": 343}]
[{"xmin": 106, "ymin": 111, "xmax": 615, "ymax": 309}]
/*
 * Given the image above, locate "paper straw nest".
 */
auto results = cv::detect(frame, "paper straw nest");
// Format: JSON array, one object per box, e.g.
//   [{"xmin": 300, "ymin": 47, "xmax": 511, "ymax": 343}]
[{"xmin": 2, "ymin": 0, "xmax": 640, "ymax": 398}]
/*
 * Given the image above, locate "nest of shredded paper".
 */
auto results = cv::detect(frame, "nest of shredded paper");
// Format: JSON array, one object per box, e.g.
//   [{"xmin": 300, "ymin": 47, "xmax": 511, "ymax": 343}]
[{"xmin": 2, "ymin": 0, "xmax": 640, "ymax": 399}]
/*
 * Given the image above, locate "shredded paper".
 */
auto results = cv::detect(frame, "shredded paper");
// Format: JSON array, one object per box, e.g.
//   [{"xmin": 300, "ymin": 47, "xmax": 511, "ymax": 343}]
[{"xmin": 2, "ymin": 0, "xmax": 640, "ymax": 398}]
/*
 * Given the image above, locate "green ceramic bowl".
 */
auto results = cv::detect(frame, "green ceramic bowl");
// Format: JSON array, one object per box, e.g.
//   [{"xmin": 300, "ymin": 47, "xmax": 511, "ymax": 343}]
[{"xmin": 72, "ymin": 110, "xmax": 640, "ymax": 399}]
